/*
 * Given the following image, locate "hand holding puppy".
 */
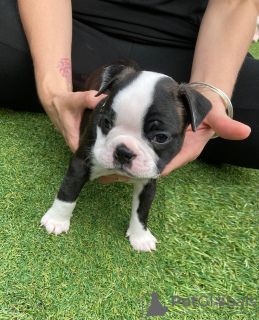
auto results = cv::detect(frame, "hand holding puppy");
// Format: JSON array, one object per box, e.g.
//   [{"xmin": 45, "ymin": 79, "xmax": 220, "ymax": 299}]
[
  {"xmin": 161, "ymin": 92, "xmax": 251, "ymax": 176},
  {"xmin": 45, "ymin": 90, "xmax": 107, "ymax": 153}
]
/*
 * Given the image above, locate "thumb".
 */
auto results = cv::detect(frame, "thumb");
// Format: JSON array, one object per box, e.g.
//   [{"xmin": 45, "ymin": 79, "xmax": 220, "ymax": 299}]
[
  {"xmin": 207, "ymin": 112, "xmax": 251, "ymax": 140},
  {"xmin": 82, "ymin": 90, "xmax": 107, "ymax": 110},
  {"xmin": 67, "ymin": 90, "xmax": 107, "ymax": 112}
]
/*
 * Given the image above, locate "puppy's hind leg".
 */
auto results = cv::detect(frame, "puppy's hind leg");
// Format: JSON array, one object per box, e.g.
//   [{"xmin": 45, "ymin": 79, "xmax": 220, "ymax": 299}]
[
  {"xmin": 41, "ymin": 155, "xmax": 90, "ymax": 235},
  {"xmin": 126, "ymin": 179, "xmax": 158, "ymax": 252}
]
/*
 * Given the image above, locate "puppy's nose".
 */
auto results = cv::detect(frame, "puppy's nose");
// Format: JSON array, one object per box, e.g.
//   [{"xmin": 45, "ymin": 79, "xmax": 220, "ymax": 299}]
[{"xmin": 114, "ymin": 144, "xmax": 136, "ymax": 165}]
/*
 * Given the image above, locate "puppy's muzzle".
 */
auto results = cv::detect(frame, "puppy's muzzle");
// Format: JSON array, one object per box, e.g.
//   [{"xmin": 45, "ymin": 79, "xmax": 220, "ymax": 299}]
[{"xmin": 114, "ymin": 144, "xmax": 136, "ymax": 165}]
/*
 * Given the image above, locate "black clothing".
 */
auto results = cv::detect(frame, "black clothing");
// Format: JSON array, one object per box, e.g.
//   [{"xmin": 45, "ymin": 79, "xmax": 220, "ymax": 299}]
[
  {"xmin": 0, "ymin": 0, "xmax": 259, "ymax": 168},
  {"xmin": 72, "ymin": 0, "xmax": 208, "ymax": 47}
]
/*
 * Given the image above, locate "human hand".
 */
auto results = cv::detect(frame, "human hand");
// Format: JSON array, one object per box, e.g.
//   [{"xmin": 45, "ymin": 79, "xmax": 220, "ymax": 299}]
[
  {"xmin": 43, "ymin": 89, "xmax": 125, "ymax": 184},
  {"xmin": 47, "ymin": 90, "xmax": 107, "ymax": 152},
  {"xmin": 98, "ymin": 175, "xmax": 130, "ymax": 184},
  {"xmin": 161, "ymin": 92, "xmax": 251, "ymax": 176}
]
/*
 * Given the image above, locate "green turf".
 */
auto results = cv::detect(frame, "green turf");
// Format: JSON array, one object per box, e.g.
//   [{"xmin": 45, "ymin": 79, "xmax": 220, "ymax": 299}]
[
  {"xmin": 249, "ymin": 42, "xmax": 259, "ymax": 57},
  {"xmin": 0, "ymin": 44, "xmax": 258, "ymax": 319}
]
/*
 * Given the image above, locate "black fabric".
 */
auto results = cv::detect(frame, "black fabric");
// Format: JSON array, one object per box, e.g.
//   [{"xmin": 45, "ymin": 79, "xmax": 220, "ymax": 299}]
[
  {"xmin": 72, "ymin": 0, "xmax": 208, "ymax": 47},
  {"xmin": 71, "ymin": 20, "xmax": 195, "ymax": 81},
  {"xmin": 0, "ymin": 0, "xmax": 259, "ymax": 169},
  {"xmin": 201, "ymin": 55, "xmax": 259, "ymax": 169},
  {"xmin": 0, "ymin": 0, "xmax": 40, "ymax": 111}
]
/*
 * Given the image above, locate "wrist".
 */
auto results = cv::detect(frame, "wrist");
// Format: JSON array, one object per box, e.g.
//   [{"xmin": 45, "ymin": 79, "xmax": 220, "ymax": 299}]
[
  {"xmin": 189, "ymin": 82, "xmax": 232, "ymax": 115},
  {"xmin": 37, "ymin": 73, "xmax": 72, "ymax": 108},
  {"xmin": 190, "ymin": 81, "xmax": 234, "ymax": 139},
  {"xmin": 35, "ymin": 57, "xmax": 73, "ymax": 107}
]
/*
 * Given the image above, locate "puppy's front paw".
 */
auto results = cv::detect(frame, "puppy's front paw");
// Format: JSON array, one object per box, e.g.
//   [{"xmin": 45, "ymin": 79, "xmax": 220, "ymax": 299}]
[
  {"xmin": 126, "ymin": 228, "xmax": 158, "ymax": 252},
  {"xmin": 41, "ymin": 210, "xmax": 71, "ymax": 235},
  {"xmin": 41, "ymin": 198, "xmax": 76, "ymax": 235}
]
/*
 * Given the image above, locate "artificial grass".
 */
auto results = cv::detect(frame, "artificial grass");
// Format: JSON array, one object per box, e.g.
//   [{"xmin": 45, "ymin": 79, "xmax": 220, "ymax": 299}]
[
  {"xmin": 0, "ymin": 44, "xmax": 258, "ymax": 319},
  {"xmin": 163, "ymin": 162, "xmax": 258, "ymax": 319},
  {"xmin": 0, "ymin": 110, "xmax": 168, "ymax": 320},
  {"xmin": 163, "ymin": 45, "xmax": 259, "ymax": 319},
  {"xmin": 249, "ymin": 42, "xmax": 259, "ymax": 57}
]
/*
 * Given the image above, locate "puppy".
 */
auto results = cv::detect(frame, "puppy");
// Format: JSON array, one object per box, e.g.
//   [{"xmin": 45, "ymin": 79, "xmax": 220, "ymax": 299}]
[{"xmin": 41, "ymin": 60, "xmax": 212, "ymax": 252}]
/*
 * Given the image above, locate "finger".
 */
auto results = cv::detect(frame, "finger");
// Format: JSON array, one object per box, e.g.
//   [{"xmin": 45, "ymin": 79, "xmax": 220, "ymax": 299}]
[
  {"xmin": 62, "ymin": 129, "xmax": 78, "ymax": 153},
  {"xmin": 56, "ymin": 92, "xmax": 106, "ymax": 152},
  {"xmin": 85, "ymin": 90, "xmax": 107, "ymax": 109},
  {"xmin": 67, "ymin": 136, "xmax": 78, "ymax": 153},
  {"xmin": 207, "ymin": 111, "xmax": 251, "ymax": 140},
  {"xmin": 98, "ymin": 175, "xmax": 130, "ymax": 184},
  {"xmin": 61, "ymin": 91, "xmax": 106, "ymax": 114},
  {"xmin": 70, "ymin": 90, "xmax": 107, "ymax": 111},
  {"xmin": 161, "ymin": 128, "xmax": 214, "ymax": 176}
]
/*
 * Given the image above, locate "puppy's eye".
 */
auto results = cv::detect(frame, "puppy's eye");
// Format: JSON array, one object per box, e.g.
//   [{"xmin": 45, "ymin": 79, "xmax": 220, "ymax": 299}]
[
  {"xmin": 100, "ymin": 116, "xmax": 112, "ymax": 134},
  {"xmin": 152, "ymin": 134, "xmax": 170, "ymax": 144},
  {"xmin": 104, "ymin": 117, "xmax": 111, "ymax": 130}
]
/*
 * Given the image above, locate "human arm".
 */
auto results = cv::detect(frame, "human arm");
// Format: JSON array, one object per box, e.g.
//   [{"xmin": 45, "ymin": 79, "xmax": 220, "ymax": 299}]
[
  {"xmin": 161, "ymin": 0, "xmax": 258, "ymax": 176},
  {"xmin": 18, "ymin": 0, "xmax": 105, "ymax": 152}
]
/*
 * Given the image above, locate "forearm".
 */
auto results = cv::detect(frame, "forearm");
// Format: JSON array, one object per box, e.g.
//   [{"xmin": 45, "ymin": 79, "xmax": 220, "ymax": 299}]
[
  {"xmin": 190, "ymin": 0, "xmax": 259, "ymax": 98},
  {"xmin": 18, "ymin": 0, "xmax": 72, "ymax": 109}
]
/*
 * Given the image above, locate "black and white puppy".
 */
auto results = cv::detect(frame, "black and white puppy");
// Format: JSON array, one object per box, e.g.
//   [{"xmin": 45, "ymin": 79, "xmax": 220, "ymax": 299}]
[{"xmin": 41, "ymin": 60, "xmax": 212, "ymax": 252}]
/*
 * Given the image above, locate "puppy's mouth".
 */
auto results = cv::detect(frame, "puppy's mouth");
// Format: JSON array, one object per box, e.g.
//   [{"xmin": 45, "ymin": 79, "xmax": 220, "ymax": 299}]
[
  {"xmin": 113, "ymin": 161, "xmax": 159, "ymax": 179},
  {"xmin": 94, "ymin": 143, "xmax": 159, "ymax": 178},
  {"xmin": 112, "ymin": 160, "xmax": 133, "ymax": 176}
]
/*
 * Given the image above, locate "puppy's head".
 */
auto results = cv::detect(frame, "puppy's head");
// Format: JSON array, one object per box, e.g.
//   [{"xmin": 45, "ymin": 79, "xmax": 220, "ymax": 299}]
[{"xmin": 92, "ymin": 63, "xmax": 212, "ymax": 178}]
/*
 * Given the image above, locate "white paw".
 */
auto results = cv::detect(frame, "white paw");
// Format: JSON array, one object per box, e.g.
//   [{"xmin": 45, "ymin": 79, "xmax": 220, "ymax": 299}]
[
  {"xmin": 126, "ymin": 228, "xmax": 158, "ymax": 252},
  {"xmin": 41, "ymin": 210, "xmax": 71, "ymax": 235},
  {"xmin": 40, "ymin": 198, "xmax": 76, "ymax": 235}
]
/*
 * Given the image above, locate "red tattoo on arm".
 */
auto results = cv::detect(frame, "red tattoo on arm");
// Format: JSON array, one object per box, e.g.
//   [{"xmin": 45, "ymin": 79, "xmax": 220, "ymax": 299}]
[{"xmin": 57, "ymin": 58, "xmax": 72, "ymax": 83}]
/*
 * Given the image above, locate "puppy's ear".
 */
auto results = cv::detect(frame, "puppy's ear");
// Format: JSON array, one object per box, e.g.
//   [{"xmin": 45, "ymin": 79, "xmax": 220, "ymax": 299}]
[
  {"xmin": 178, "ymin": 84, "xmax": 212, "ymax": 132},
  {"xmin": 95, "ymin": 60, "xmax": 141, "ymax": 96},
  {"xmin": 95, "ymin": 65, "xmax": 126, "ymax": 96}
]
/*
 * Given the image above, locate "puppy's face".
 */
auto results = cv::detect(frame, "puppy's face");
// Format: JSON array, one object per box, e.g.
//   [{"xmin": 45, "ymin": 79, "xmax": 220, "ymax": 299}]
[{"xmin": 92, "ymin": 71, "xmax": 187, "ymax": 178}]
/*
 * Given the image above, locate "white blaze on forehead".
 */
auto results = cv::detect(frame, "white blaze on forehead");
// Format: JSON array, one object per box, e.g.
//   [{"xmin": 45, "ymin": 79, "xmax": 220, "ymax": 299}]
[{"xmin": 111, "ymin": 71, "xmax": 167, "ymax": 130}]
